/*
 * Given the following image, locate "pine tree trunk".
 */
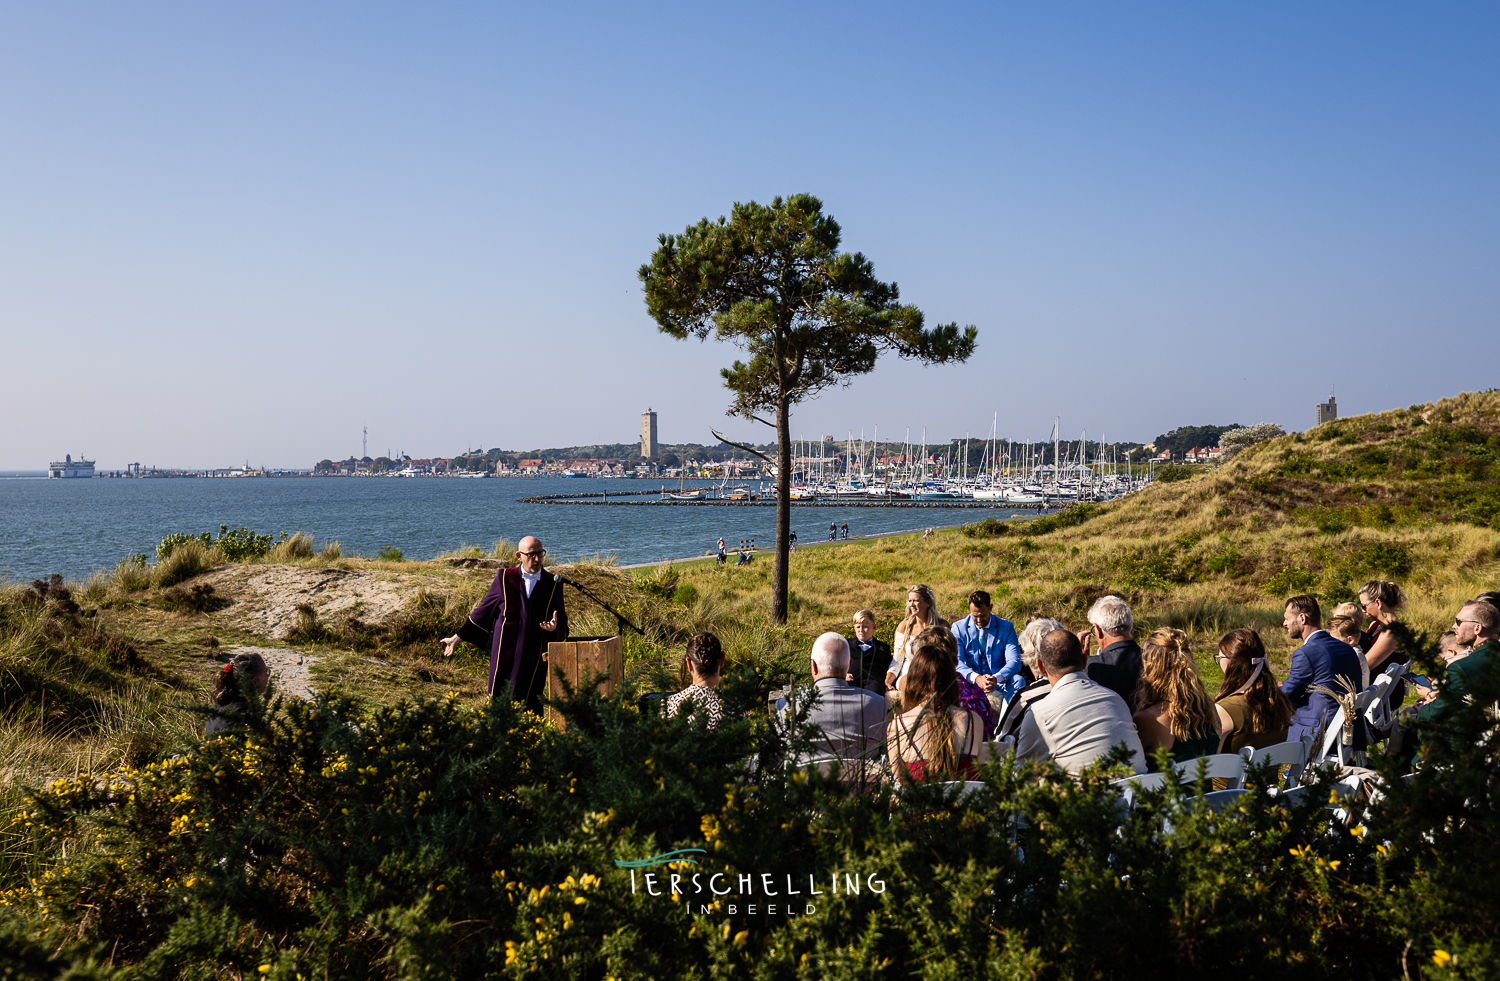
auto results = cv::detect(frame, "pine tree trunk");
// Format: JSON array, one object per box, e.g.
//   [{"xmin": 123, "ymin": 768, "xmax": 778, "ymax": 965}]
[{"xmin": 773, "ymin": 396, "xmax": 792, "ymax": 623}]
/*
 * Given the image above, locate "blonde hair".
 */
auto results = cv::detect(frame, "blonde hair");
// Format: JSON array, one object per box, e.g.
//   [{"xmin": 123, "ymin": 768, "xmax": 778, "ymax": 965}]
[
  {"xmin": 852, "ymin": 608, "xmax": 876, "ymax": 625},
  {"xmin": 1135, "ymin": 627, "xmax": 1216, "ymax": 741},
  {"xmin": 1327, "ymin": 613, "xmax": 1362, "ymax": 643}
]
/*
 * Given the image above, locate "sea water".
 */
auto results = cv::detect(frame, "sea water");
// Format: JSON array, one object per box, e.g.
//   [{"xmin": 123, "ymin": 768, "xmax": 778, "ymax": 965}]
[{"xmin": 0, "ymin": 475, "xmax": 1030, "ymax": 582}]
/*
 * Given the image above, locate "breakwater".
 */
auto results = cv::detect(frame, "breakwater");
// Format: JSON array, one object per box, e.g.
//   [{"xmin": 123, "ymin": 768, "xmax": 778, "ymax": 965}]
[{"xmin": 518, "ymin": 493, "xmax": 1050, "ymax": 510}]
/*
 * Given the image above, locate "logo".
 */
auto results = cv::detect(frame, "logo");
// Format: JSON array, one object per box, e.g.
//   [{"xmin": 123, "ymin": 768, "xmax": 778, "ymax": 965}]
[{"xmin": 613, "ymin": 848, "xmax": 707, "ymax": 869}]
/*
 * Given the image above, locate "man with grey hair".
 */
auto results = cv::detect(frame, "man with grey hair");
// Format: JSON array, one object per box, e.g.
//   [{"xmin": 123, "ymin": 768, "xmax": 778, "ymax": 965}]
[
  {"xmin": 997, "ymin": 617, "xmax": 1065, "ymax": 740},
  {"xmin": 1081, "ymin": 595, "xmax": 1143, "ymax": 711},
  {"xmin": 792, "ymin": 632, "xmax": 887, "ymax": 759}
]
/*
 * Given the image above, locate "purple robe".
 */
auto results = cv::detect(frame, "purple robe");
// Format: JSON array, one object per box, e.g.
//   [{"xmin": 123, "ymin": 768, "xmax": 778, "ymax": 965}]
[{"xmin": 457, "ymin": 567, "xmax": 568, "ymax": 710}]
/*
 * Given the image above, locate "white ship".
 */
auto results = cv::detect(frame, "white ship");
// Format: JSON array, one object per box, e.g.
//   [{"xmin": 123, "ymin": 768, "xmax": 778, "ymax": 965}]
[{"xmin": 48, "ymin": 454, "xmax": 95, "ymax": 478}]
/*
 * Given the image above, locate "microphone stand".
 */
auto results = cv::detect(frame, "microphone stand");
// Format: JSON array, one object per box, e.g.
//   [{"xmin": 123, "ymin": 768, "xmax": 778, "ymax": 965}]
[{"xmin": 555, "ymin": 574, "xmax": 645, "ymax": 639}]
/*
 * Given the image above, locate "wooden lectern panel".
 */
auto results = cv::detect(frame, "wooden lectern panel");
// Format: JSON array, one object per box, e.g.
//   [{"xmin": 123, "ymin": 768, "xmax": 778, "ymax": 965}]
[{"xmin": 546, "ymin": 635, "xmax": 624, "ymax": 729}]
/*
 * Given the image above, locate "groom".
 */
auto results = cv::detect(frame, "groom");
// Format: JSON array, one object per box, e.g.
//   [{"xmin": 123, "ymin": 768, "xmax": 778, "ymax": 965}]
[{"xmin": 443, "ymin": 535, "xmax": 568, "ymax": 713}]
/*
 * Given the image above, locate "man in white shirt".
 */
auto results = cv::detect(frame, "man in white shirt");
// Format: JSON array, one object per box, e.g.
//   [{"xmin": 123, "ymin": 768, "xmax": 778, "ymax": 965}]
[{"xmin": 1015, "ymin": 629, "xmax": 1145, "ymax": 775}]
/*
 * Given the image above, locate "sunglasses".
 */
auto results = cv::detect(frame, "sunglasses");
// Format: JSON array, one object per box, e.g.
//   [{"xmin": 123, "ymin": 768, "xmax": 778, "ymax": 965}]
[
  {"xmin": 1454, "ymin": 618, "xmax": 1481, "ymax": 627},
  {"xmin": 519, "ymin": 549, "xmax": 545, "ymax": 557}
]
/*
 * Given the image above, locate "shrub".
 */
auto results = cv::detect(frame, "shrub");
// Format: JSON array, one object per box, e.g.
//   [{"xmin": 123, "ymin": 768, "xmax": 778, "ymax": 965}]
[
  {"xmin": 269, "ymin": 530, "xmax": 315, "ymax": 562},
  {"xmin": 212, "ymin": 526, "xmax": 279, "ymax": 562},
  {"xmin": 1218, "ymin": 422, "xmax": 1286, "ymax": 458},
  {"xmin": 963, "ymin": 517, "xmax": 1011, "ymax": 538},
  {"xmin": 377, "ymin": 546, "xmax": 405, "ymax": 563},
  {"xmin": 9, "ymin": 662, "xmax": 1499, "ymax": 979},
  {"xmin": 110, "ymin": 554, "xmax": 153, "ymax": 593},
  {"xmin": 156, "ymin": 532, "xmax": 213, "ymax": 560},
  {"xmin": 1262, "ymin": 566, "xmax": 1319, "ymax": 597},
  {"xmin": 1021, "ymin": 502, "xmax": 1103, "ymax": 536},
  {"xmin": 1204, "ymin": 540, "xmax": 1242, "ymax": 576},
  {"xmin": 672, "ymin": 583, "xmax": 700, "ymax": 606},
  {"xmin": 635, "ymin": 564, "xmax": 681, "ymax": 600},
  {"xmin": 1153, "ymin": 463, "xmax": 1198, "ymax": 483},
  {"xmin": 155, "ymin": 539, "xmax": 212, "ymax": 588},
  {"xmin": 158, "ymin": 583, "xmax": 223, "ymax": 614},
  {"xmin": 319, "ymin": 540, "xmax": 342, "ymax": 561}
]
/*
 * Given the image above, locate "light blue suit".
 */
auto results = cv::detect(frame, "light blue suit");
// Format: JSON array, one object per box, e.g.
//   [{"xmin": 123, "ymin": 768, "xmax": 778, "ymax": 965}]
[{"xmin": 951, "ymin": 614, "xmax": 1025, "ymax": 695}]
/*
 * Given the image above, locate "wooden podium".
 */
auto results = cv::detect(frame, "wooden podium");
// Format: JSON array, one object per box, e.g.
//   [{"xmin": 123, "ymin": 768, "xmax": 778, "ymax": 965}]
[{"xmin": 546, "ymin": 635, "xmax": 624, "ymax": 729}]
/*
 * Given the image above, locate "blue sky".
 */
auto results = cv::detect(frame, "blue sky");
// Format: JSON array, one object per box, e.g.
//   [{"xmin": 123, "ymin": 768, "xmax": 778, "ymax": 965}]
[{"xmin": 3, "ymin": 3, "xmax": 1496, "ymax": 468}]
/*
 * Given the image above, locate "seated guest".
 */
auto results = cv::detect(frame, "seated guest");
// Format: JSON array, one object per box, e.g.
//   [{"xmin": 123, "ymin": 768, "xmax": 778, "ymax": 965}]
[
  {"xmin": 1213, "ymin": 628, "xmax": 1293, "ymax": 752},
  {"xmin": 1328, "ymin": 604, "xmax": 1371, "ymax": 689},
  {"xmin": 207, "ymin": 651, "xmax": 271, "ymax": 734},
  {"xmin": 996, "ymin": 617, "xmax": 1064, "ymax": 741},
  {"xmin": 1359, "ymin": 579, "xmax": 1409, "ymax": 676},
  {"xmin": 1411, "ymin": 600, "xmax": 1498, "ymax": 742},
  {"xmin": 903, "ymin": 626, "xmax": 996, "ymax": 738},
  {"xmin": 886, "ymin": 584, "xmax": 950, "ymax": 703},
  {"xmin": 1132, "ymin": 628, "xmax": 1229, "ymax": 766},
  {"xmin": 1281, "ymin": 594, "xmax": 1365, "ymax": 741},
  {"xmin": 1015, "ymin": 630, "xmax": 1146, "ymax": 775},
  {"xmin": 950, "ymin": 590, "xmax": 1024, "ymax": 716},
  {"xmin": 793, "ymin": 632, "xmax": 887, "ymax": 759},
  {"xmin": 887, "ymin": 644, "xmax": 984, "ymax": 784},
  {"xmin": 666, "ymin": 632, "xmax": 726, "ymax": 728},
  {"xmin": 1082, "ymin": 595, "xmax": 1144, "ymax": 710},
  {"xmin": 844, "ymin": 609, "xmax": 892, "ymax": 696},
  {"xmin": 1438, "ymin": 629, "xmax": 1469, "ymax": 664}
]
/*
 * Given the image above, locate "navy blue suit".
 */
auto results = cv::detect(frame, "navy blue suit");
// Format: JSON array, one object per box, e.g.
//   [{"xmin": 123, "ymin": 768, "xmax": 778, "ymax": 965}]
[{"xmin": 1281, "ymin": 629, "xmax": 1364, "ymax": 741}]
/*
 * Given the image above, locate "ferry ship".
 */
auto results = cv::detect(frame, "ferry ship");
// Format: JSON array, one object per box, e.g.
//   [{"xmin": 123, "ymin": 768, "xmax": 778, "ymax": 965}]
[{"xmin": 48, "ymin": 454, "xmax": 95, "ymax": 478}]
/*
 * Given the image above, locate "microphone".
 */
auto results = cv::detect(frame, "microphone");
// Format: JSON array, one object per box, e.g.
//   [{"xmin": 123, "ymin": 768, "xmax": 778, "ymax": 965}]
[{"xmin": 552, "ymin": 573, "xmax": 580, "ymax": 587}]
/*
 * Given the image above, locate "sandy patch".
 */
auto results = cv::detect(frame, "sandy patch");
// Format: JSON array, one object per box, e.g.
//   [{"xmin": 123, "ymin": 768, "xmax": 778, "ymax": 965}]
[{"xmin": 202, "ymin": 565, "xmax": 425, "ymax": 641}]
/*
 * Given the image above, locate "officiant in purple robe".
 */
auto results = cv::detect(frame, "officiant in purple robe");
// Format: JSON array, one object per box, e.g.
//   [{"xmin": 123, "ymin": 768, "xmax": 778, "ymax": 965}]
[{"xmin": 442, "ymin": 535, "xmax": 568, "ymax": 713}]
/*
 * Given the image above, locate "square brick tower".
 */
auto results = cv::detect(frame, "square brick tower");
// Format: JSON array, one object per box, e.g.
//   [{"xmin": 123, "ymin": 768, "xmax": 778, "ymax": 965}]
[{"xmin": 641, "ymin": 408, "xmax": 659, "ymax": 460}]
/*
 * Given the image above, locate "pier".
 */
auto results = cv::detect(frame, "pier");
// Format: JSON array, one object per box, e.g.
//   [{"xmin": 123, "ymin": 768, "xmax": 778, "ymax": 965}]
[{"xmin": 516, "ymin": 489, "xmax": 1054, "ymax": 510}]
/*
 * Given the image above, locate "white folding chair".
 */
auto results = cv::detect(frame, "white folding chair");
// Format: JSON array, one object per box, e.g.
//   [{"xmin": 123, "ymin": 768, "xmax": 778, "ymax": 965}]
[
  {"xmin": 1241, "ymin": 739, "xmax": 1310, "ymax": 788},
  {"xmin": 1112, "ymin": 771, "xmax": 1169, "ymax": 806},
  {"xmin": 1361, "ymin": 673, "xmax": 1397, "ymax": 738},
  {"xmin": 941, "ymin": 780, "xmax": 988, "ymax": 801},
  {"xmin": 1173, "ymin": 753, "xmax": 1246, "ymax": 789},
  {"xmin": 1199, "ymin": 789, "xmax": 1250, "ymax": 813}
]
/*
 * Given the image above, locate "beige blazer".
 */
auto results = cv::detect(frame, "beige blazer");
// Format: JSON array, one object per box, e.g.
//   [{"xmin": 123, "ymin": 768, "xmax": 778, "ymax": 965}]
[{"xmin": 1015, "ymin": 671, "xmax": 1146, "ymax": 774}]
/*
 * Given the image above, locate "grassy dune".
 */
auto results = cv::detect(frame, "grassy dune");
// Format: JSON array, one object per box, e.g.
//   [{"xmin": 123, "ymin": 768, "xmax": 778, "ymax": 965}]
[
  {"xmin": 3, "ymin": 389, "xmax": 1498, "ymax": 807},
  {"xmin": 636, "ymin": 389, "xmax": 1500, "ymax": 681}
]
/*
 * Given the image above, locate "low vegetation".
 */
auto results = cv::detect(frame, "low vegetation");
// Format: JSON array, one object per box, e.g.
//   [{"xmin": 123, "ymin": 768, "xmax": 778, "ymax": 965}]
[{"xmin": 1, "ymin": 390, "xmax": 1498, "ymax": 977}]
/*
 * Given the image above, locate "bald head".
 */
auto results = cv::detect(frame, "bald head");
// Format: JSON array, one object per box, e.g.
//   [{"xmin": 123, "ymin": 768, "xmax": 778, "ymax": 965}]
[
  {"xmin": 517, "ymin": 536, "xmax": 545, "ymax": 573},
  {"xmin": 810, "ymin": 632, "xmax": 850, "ymax": 679}
]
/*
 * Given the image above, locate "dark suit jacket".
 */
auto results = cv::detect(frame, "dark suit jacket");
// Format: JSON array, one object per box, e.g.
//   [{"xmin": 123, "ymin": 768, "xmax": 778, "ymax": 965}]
[
  {"xmin": 844, "ymin": 636, "xmax": 892, "ymax": 695},
  {"xmin": 1414, "ymin": 638, "xmax": 1497, "ymax": 736},
  {"xmin": 1087, "ymin": 638, "xmax": 1143, "ymax": 711},
  {"xmin": 1281, "ymin": 629, "xmax": 1363, "ymax": 740}
]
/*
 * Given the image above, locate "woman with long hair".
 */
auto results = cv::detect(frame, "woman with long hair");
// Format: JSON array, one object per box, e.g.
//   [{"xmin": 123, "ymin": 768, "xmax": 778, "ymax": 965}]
[
  {"xmin": 886, "ymin": 584, "xmax": 951, "ymax": 699},
  {"xmin": 1213, "ymin": 628, "xmax": 1293, "ymax": 752},
  {"xmin": 1131, "ymin": 627, "xmax": 1229, "ymax": 765},
  {"xmin": 1359, "ymin": 579, "xmax": 1408, "ymax": 675},
  {"xmin": 666, "ymin": 632, "xmax": 726, "ymax": 728},
  {"xmin": 207, "ymin": 651, "xmax": 270, "ymax": 734},
  {"xmin": 886, "ymin": 643, "xmax": 984, "ymax": 784}
]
